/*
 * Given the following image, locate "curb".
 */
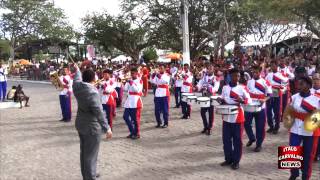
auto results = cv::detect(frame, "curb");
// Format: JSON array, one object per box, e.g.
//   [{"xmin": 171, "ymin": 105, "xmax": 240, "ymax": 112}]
[{"xmin": 8, "ymin": 79, "xmax": 51, "ymax": 85}]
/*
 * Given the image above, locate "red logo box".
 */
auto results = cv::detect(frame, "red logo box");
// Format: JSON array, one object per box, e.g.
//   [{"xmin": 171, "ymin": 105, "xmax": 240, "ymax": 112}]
[{"xmin": 278, "ymin": 146, "xmax": 303, "ymax": 169}]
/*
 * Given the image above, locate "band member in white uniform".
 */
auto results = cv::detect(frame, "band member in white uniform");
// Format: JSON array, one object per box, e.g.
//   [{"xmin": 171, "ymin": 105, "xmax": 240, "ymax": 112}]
[
  {"xmin": 59, "ymin": 67, "xmax": 73, "ymax": 122},
  {"xmin": 194, "ymin": 64, "xmax": 220, "ymax": 135},
  {"xmin": 151, "ymin": 64, "xmax": 171, "ymax": 128},
  {"xmin": 244, "ymin": 65, "xmax": 272, "ymax": 152},
  {"xmin": 123, "ymin": 67, "xmax": 143, "ymax": 139},
  {"xmin": 180, "ymin": 64, "xmax": 193, "ymax": 119},
  {"xmin": 218, "ymin": 68, "xmax": 252, "ymax": 170},
  {"xmin": 288, "ymin": 76, "xmax": 320, "ymax": 180}
]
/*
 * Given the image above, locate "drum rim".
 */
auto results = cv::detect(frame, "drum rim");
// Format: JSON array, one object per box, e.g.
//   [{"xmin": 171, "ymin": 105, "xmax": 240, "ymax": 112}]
[{"xmin": 187, "ymin": 96, "xmax": 197, "ymax": 99}]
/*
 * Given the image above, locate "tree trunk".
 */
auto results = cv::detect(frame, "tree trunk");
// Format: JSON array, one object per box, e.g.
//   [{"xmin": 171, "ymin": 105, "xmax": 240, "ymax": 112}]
[{"xmin": 9, "ymin": 38, "xmax": 15, "ymax": 61}]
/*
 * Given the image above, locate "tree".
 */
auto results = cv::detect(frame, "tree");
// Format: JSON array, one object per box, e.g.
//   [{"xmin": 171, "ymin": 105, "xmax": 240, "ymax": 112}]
[
  {"xmin": 142, "ymin": 47, "xmax": 158, "ymax": 63},
  {"xmin": 0, "ymin": 0, "xmax": 75, "ymax": 60},
  {"xmin": 0, "ymin": 39, "xmax": 10, "ymax": 60},
  {"xmin": 83, "ymin": 13, "xmax": 156, "ymax": 62},
  {"xmin": 121, "ymin": 0, "xmax": 257, "ymax": 59}
]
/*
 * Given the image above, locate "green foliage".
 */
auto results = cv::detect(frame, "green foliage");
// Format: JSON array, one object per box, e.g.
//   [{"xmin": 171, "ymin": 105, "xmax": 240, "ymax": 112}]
[
  {"xmin": 142, "ymin": 47, "xmax": 158, "ymax": 63},
  {"xmin": 83, "ymin": 13, "xmax": 155, "ymax": 62},
  {"xmin": 0, "ymin": 0, "xmax": 75, "ymax": 59},
  {"xmin": 0, "ymin": 39, "xmax": 10, "ymax": 61}
]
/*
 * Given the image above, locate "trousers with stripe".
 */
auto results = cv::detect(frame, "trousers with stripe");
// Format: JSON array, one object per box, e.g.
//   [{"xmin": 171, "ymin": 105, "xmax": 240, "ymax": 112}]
[
  {"xmin": 154, "ymin": 96, "xmax": 169, "ymax": 126},
  {"xmin": 244, "ymin": 109, "xmax": 266, "ymax": 147},
  {"xmin": 281, "ymin": 92, "xmax": 289, "ymax": 117},
  {"xmin": 200, "ymin": 106, "xmax": 214, "ymax": 130},
  {"xmin": 181, "ymin": 101, "xmax": 191, "ymax": 117},
  {"xmin": 102, "ymin": 104, "xmax": 113, "ymax": 129},
  {"xmin": 123, "ymin": 108, "xmax": 141, "ymax": 136},
  {"xmin": 115, "ymin": 87, "xmax": 123, "ymax": 107},
  {"xmin": 266, "ymin": 97, "xmax": 281, "ymax": 130},
  {"xmin": 223, "ymin": 121, "xmax": 243, "ymax": 164},
  {"xmin": 289, "ymin": 133, "xmax": 319, "ymax": 180},
  {"xmin": 174, "ymin": 87, "xmax": 181, "ymax": 107},
  {"xmin": 59, "ymin": 94, "xmax": 71, "ymax": 120},
  {"xmin": 0, "ymin": 81, "xmax": 7, "ymax": 100}
]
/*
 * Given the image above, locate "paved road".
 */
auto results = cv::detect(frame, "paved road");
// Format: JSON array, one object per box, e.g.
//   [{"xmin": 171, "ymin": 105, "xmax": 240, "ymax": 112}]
[{"xmin": 0, "ymin": 81, "xmax": 319, "ymax": 180}]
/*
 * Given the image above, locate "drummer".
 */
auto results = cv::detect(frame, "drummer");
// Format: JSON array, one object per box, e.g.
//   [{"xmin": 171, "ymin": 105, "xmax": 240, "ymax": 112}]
[
  {"xmin": 244, "ymin": 65, "xmax": 272, "ymax": 152},
  {"xmin": 287, "ymin": 76, "xmax": 320, "ymax": 180},
  {"xmin": 194, "ymin": 64, "xmax": 220, "ymax": 135},
  {"xmin": 217, "ymin": 68, "xmax": 251, "ymax": 170},
  {"xmin": 311, "ymin": 73, "xmax": 320, "ymax": 161},
  {"xmin": 180, "ymin": 64, "xmax": 193, "ymax": 119},
  {"xmin": 265, "ymin": 60, "xmax": 288, "ymax": 134}
]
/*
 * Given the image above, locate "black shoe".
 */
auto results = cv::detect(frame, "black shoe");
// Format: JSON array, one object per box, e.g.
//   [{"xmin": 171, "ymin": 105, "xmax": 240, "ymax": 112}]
[
  {"xmin": 96, "ymin": 173, "xmax": 100, "ymax": 178},
  {"xmin": 231, "ymin": 163, "xmax": 239, "ymax": 170},
  {"xmin": 272, "ymin": 129, "xmax": 279, "ymax": 134},
  {"xmin": 59, "ymin": 118, "xmax": 66, "ymax": 122},
  {"xmin": 288, "ymin": 175, "xmax": 298, "ymax": 180},
  {"xmin": 161, "ymin": 124, "xmax": 168, "ymax": 128},
  {"xmin": 220, "ymin": 161, "xmax": 233, "ymax": 166},
  {"xmin": 246, "ymin": 140, "xmax": 256, "ymax": 147},
  {"xmin": 254, "ymin": 146, "xmax": 262, "ymax": 152},
  {"xmin": 206, "ymin": 129, "xmax": 212, "ymax": 135},
  {"xmin": 131, "ymin": 135, "xmax": 140, "ymax": 140},
  {"xmin": 201, "ymin": 129, "xmax": 207, "ymax": 134},
  {"xmin": 64, "ymin": 119, "xmax": 71, "ymax": 122},
  {"xmin": 155, "ymin": 124, "xmax": 161, "ymax": 128},
  {"xmin": 266, "ymin": 128, "xmax": 273, "ymax": 133},
  {"xmin": 126, "ymin": 134, "xmax": 133, "ymax": 138},
  {"xmin": 175, "ymin": 106, "xmax": 180, "ymax": 108},
  {"xmin": 180, "ymin": 116, "xmax": 187, "ymax": 119}
]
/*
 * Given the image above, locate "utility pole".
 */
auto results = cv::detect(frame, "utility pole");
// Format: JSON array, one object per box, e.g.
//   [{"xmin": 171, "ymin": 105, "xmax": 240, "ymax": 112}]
[{"xmin": 181, "ymin": 0, "xmax": 190, "ymax": 65}]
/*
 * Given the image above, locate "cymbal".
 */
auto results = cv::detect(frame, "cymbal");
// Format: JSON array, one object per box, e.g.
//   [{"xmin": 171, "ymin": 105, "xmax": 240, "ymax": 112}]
[{"xmin": 304, "ymin": 110, "xmax": 320, "ymax": 132}]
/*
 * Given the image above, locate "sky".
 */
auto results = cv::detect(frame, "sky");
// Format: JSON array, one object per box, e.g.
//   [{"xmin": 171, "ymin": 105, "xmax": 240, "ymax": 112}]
[{"xmin": 54, "ymin": 0, "xmax": 120, "ymax": 30}]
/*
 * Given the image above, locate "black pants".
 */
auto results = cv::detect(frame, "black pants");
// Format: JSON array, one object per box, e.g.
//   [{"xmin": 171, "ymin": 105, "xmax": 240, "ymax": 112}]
[
  {"xmin": 200, "ymin": 106, "xmax": 214, "ymax": 130},
  {"xmin": 174, "ymin": 87, "xmax": 181, "ymax": 107},
  {"xmin": 78, "ymin": 133, "xmax": 101, "ymax": 180}
]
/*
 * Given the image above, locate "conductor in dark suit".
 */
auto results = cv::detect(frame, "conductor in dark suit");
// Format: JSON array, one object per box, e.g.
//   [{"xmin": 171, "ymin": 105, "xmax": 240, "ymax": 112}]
[{"xmin": 72, "ymin": 64, "xmax": 112, "ymax": 180}]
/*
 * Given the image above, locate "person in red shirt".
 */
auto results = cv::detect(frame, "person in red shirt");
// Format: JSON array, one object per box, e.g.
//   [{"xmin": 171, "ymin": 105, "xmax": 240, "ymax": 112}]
[{"xmin": 141, "ymin": 63, "xmax": 149, "ymax": 96}]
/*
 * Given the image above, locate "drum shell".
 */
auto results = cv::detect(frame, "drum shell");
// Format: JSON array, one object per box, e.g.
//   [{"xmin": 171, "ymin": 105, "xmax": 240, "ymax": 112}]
[
  {"xmin": 216, "ymin": 105, "xmax": 239, "ymax": 115},
  {"xmin": 187, "ymin": 96, "xmax": 197, "ymax": 105},
  {"xmin": 181, "ymin": 93, "xmax": 194, "ymax": 102},
  {"xmin": 243, "ymin": 100, "xmax": 262, "ymax": 112},
  {"xmin": 210, "ymin": 96, "xmax": 220, "ymax": 106},
  {"xmin": 197, "ymin": 97, "xmax": 211, "ymax": 108}
]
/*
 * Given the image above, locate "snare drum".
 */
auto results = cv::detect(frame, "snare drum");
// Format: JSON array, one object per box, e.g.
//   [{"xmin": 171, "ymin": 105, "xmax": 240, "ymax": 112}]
[
  {"xmin": 210, "ymin": 96, "xmax": 220, "ymax": 106},
  {"xmin": 181, "ymin": 93, "xmax": 194, "ymax": 102},
  {"xmin": 196, "ymin": 97, "xmax": 211, "ymax": 108},
  {"xmin": 243, "ymin": 100, "xmax": 262, "ymax": 112},
  {"xmin": 187, "ymin": 95, "xmax": 197, "ymax": 104},
  {"xmin": 216, "ymin": 105, "xmax": 239, "ymax": 115}
]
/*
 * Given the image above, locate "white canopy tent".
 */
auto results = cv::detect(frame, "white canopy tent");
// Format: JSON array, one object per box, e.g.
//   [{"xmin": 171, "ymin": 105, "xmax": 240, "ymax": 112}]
[{"xmin": 111, "ymin": 55, "xmax": 132, "ymax": 63}]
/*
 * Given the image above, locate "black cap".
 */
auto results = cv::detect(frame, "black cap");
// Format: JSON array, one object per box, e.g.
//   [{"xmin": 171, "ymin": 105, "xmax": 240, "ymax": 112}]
[{"xmin": 294, "ymin": 66, "xmax": 306, "ymax": 74}]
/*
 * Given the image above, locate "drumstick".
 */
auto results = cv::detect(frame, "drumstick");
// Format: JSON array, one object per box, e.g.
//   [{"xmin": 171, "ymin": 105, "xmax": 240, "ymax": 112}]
[{"xmin": 67, "ymin": 53, "xmax": 76, "ymax": 64}]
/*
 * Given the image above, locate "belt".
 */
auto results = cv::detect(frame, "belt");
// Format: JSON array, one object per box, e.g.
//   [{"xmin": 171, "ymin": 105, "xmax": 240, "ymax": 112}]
[
  {"xmin": 129, "ymin": 92, "xmax": 142, "ymax": 96},
  {"xmin": 272, "ymin": 85, "xmax": 283, "ymax": 89},
  {"xmin": 249, "ymin": 93, "xmax": 265, "ymax": 99},
  {"xmin": 292, "ymin": 111, "xmax": 308, "ymax": 121},
  {"xmin": 157, "ymin": 84, "xmax": 169, "ymax": 88},
  {"xmin": 183, "ymin": 82, "xmax": 192, "ymax": 86}
]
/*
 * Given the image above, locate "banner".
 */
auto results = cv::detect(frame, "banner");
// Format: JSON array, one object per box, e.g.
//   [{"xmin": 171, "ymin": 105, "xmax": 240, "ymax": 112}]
[{"xmin": 87, "ymin": 45, "xmax": 95, "ymax": 60}]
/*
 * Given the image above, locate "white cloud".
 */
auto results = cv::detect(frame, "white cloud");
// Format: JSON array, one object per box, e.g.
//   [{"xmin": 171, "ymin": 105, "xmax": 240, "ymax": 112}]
[{"xmin": 54, "ymin": 0, "xmax": 121, "ymax": 30}]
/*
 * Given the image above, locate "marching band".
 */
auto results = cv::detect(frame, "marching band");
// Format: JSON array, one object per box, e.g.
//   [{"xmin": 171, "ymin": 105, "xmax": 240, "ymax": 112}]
[{"xmin": 50, "ymin": 58, "xmax": 320, "ymax": 180}]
